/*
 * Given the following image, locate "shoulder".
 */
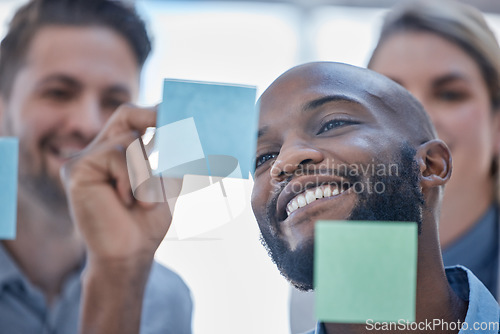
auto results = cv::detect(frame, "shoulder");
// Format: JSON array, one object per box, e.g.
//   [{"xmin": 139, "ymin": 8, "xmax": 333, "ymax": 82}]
[
  {"xmin": 141, "ymin": 261, "xmax": 193, "ymax": 333},
  {"xmin": 145, "ymin": 261, "xmax": 192, "ymax": 302}
]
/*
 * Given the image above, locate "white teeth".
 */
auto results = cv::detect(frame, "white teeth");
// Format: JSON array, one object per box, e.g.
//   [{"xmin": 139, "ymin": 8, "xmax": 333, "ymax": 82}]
[
  {"xmin": 305, "ymin": 190, "xmax": 316, "ymax": 204},
  {"xmin": 297, "ymin": 194, "xmax": 307, "ymax": 208},
  {"xmin": 285, "ymin": 183, "xmax": 347, "ymax": 217},
  {"xmin": 323, "ymin": 185, "xmax": 332, "ymax": 197}
]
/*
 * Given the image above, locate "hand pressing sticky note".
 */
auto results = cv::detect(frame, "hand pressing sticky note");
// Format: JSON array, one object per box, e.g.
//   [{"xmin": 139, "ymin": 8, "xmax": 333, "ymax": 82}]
[
  {"xmin": 0, "ymin": 138, "xmax": 18, "ymax": 239},
  {"xmin": 314, "ymin": 220, "xmax": 417, "ymax": 324}
]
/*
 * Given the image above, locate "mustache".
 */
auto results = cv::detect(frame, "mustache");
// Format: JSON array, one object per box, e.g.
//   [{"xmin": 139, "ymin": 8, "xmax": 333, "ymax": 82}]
[{"xmin": 265, "ymin": 177, "xmax": 286, "ymax": 234}]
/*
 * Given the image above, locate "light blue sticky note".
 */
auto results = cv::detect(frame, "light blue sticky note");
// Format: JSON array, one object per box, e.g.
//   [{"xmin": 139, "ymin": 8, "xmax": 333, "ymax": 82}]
[
  {"xmin": 155, "ymin": 117, "xmax": 208, "ymax": 178},
  {"xmin": 314, "ymin": 220, "xmax": 417, "ymax": 324},
  {"xmin": 155, "ymin": 79, "xmax": 258, "ymax": 179},
  {"xmin": 0, "ymin": 138, "xmax": 18, "ymax": 239}
]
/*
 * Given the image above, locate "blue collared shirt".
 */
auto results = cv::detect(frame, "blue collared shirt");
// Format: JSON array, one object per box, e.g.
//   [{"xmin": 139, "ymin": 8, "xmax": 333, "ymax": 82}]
[
  {"xmin": 442, "ymin": 205, "xmax": 498, "ymax": 298},
  {"xmin": 0, "ymin": 243, "xmax": 193, "ymax": 334},
  {"xmin": 308, "ymin": 266, "xmax": 500, "ymax": 334}
]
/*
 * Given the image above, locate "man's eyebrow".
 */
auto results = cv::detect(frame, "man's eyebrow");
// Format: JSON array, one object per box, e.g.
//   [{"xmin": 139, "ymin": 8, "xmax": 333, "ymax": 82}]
[
  {"xmin": 105, "ymin": 85, "xmax": 132, "ymax": 98},
  {"xmin": 258, "ymin": 95, "xmax": 363, "ymax": 139},
  {"xmin": 257, "ymin": 126, "xmax": 268, "ymax": 139},
  {"xmin": 36, "ymin": 74, "xmax": 81, "ymax": 89},
  {"xmin": 432, "ymin": 73, "xmax": 469, "ymax": 88},
  {"xmin": 36, "ymin": 74, "xmax": 132, "ymax": 98},
  {"xmin": 302, "ymin": 94, "xmax": 363, "ymax": 112}
]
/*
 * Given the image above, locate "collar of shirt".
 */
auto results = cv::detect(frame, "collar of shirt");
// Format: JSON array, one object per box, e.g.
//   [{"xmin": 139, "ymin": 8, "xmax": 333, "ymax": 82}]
[
  {"xmin": 449, "ymin": 265, "xmax": 499, "ymax": 334},
  {"xmin": 311, "ymin": 266, "xmax": 499, "ymax": 334},
  {"xmin": 0, "ymin": 242, "xmax": 25, "ymax": 293},
  {"xmin": 0, "ymin": 242, "xmax": 84, "ymax": 301},
  {"xmin": 442, "ymin": 204, "xmax": 498, "ymax": 297}
]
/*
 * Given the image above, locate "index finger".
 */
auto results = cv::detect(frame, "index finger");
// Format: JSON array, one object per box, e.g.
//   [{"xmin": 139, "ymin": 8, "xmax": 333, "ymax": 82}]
[{"xmin": 94, "ymin": 104, "xmax": 157, "ymax": 145}]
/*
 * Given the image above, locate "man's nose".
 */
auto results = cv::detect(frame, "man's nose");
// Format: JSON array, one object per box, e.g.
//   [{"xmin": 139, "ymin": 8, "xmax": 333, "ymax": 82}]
[
  {"xmin": 270, "ymin": 140, "xmax": 325, "ymax": 181},
  {"xmin": 65, "ymin": 94, "xmax": 105, "ymax": 141}
]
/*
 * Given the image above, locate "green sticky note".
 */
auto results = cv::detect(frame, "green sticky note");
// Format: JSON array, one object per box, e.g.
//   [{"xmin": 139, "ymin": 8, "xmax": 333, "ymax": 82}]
[
  {"xmin": 314, "ymin": 220, "xmax": 417, "ymax": 324},
  {"xmin": 0, "ymin": 138, "xmax": 18, "ymax": 239}
]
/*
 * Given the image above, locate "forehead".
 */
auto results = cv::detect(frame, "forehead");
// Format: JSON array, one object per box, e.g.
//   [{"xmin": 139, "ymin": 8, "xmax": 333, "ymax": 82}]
[
  {"xmin": 21, "ymin": 25, "xmax": 139, "ymax": 89},
  {"xmin": 257, "ymin": 63, "xmax": 435, "ymax": 144},
  {"xmin": 371, "ymin": 32, "xmax": 484, "ymax": 82},
  {"xmin": 259, "ymin": 65, "xmax": 394, "ymax": 123}
]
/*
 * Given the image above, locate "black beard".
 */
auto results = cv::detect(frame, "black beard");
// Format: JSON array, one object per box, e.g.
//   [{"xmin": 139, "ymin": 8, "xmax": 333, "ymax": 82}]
[
  {"xmin": 4, "ymin": 113, "xmax": 70, "ymax": 223},
  {"xmin": 18, "ymin": 147, "xmax": 70, "ymax": 225},
  {"xmin": 20, "ymin": 170, "xmax": 68, "ymax": 212},
  {"xmin": 258, "ymin": 143, "xmax": 424, "ymax": 291}
]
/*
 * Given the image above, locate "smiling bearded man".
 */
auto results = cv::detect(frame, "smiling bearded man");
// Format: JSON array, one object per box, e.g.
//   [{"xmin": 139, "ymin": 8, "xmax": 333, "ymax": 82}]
[
  {"xmin": 251, "ymin": 62, "xmax": 499, "ymax": 334},
  {"xmin": 59, "ymin": 62, "xmax": 500, "ymax": 334}
]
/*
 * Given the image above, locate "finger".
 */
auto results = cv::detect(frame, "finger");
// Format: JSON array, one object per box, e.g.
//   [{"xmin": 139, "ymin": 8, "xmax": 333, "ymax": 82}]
[
  {"xmin": 93, "ymin": 104, "xmax": 157, "ymax": 146},
  {"xmin": 143, "ymin": 128, "xmax": 156, "ymax": 155},
  {"xmin": 62, "ymin": 132, "xmax": 140, "ymax": 207},
  {"xmin": 125, "ymin": 136, "xmax": 168, "ymax": 207}
]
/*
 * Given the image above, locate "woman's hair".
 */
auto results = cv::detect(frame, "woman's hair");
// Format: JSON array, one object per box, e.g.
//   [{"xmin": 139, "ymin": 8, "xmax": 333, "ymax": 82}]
[{"xmin": 368, "ymin": 0, "xmax": 500, "ymax": 110}]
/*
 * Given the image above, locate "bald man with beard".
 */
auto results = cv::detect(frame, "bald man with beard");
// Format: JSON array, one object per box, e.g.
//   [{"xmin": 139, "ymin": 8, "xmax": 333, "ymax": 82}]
[{"xmin": 62, "ymin": 62, "xmax": 499, "ymax": 334}]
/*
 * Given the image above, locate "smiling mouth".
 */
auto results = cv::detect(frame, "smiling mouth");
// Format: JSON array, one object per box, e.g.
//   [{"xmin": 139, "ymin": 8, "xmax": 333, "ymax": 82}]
[{"xmin": 285, "ymin": 182, "xmax": 350, "ymax": 217}]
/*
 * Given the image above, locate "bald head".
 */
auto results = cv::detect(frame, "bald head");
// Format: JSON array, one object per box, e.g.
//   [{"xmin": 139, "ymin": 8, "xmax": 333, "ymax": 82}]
[{"xmin": 260, "ymin": 62, "xmax": 437, "ymax": 147}]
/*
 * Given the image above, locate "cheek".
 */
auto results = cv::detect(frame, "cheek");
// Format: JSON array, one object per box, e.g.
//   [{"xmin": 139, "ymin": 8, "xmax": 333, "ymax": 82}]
[
  {"xmin": 251, "ymin": 178, "xmax": 269, "ymax": 217},
  {"xmin": 102, "ymin": 109, "xmax": 115, "ymax": 124},
  {"xmin": 446, "ymin": 104, "xmax": 490, "ymax": 147},
  {"xmin": 14, "ymin": 105, "xmax": 59, "ymax": 143},
  {"xmin": 8, "ymin": 105, "xmax": 62, "ymax": 170},
  {"xmin": 326, "ymin": 132, "xmax": 391, "ymax": 165},
  {"xmin": 435, "ymin": 102, "xmax": 495, "ymax": 175}
]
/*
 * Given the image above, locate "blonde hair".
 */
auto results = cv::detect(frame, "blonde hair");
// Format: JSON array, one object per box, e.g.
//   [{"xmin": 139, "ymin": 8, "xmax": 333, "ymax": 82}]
[{"xmin": 368, "ymin": 0, "xmax": 500, "ymax": 109}]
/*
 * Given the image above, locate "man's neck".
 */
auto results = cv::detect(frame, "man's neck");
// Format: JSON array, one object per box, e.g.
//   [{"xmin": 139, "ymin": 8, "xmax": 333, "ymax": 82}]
[
  {"xmin": 3, "ymin": 192, "xmax": 85, "ymax": 305},
  {"xmin": 439, "ymin": 176, "xmax": 493, "ymax": 248}
]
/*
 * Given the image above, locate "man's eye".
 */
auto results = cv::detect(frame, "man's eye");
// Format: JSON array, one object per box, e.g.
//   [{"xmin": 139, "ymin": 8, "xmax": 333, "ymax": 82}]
[
  {"xmin": 436, "ymin": 90, "xmax": 467, "ymax": 102},
  {"xmin": 103, "ymin": 98, "xmax": 126, "ymax": 111},
  {"xmin": 44, "ymin": 89, "xmax": 72, "ymax": 101},
  {"xmin": 317, "ymin": 119, "xmax": 355, "ymax": 135},
  {"xmin": 255, "ymin": 152, "xmax": 278, "ymax": 168}
]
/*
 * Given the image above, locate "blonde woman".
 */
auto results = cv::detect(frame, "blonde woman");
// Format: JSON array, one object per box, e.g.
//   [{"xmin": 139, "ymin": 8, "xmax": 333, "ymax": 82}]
[{"xmin": 369, "ymin": 0, "xmax": 500, "ymax": 297}]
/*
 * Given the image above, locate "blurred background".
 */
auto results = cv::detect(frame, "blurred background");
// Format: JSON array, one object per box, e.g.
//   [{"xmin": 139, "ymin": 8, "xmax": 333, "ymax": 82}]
[{"xmin": 1, "ymin": 0, "xmax": 499, "ymax": 333}]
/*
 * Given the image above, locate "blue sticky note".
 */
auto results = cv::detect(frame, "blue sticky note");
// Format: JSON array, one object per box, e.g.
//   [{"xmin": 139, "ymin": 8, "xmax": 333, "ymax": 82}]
[
  {"xmin": 155, "ymin": 117, "xmax": 208, "ymax": 178},
  {"xmin": 155, "ymin": 79, "xmax": 258, "ymax": 179},
  {"xmin": 0, "ymin": 138, "xmax": 18, "ymax": 239},
  {"xmin": 315, "ymin": 220, "xmax": 417, "ymax": 323}
]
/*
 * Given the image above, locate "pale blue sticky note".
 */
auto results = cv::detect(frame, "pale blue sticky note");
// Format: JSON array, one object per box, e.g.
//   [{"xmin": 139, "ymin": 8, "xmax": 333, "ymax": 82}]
[
  {"xmin": 155, "ymin": 79, "xmax": 258, "ymax": 179},
  {"xmin": 155, "ymin": 117, "xmax": 208, "ymax": 178},
  {"xmin": 0, "ymin": 138, "xmax": 18, "ymax": 239}
]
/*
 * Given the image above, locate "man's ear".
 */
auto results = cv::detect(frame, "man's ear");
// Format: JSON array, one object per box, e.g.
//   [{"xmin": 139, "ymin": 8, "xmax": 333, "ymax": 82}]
[{"xmin": 415, "ymin": 139, "xmax": 452, "ymax": 189}]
